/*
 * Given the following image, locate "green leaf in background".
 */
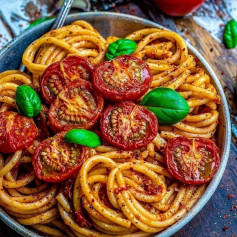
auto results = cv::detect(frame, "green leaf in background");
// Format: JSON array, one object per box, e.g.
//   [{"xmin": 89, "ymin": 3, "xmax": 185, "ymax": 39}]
[
  {"xmin": 28, "ymin": 17, "xmax": 54, "ymax": 29},
  {"xmin": 223, "ymin": 19, "xmax": 237, "ymax": 49},
  {"xmin": 16, "ymin": 85, "xmax": 41, "ymax": 118},
  {"xmin": 140, "ymin": 87, "xmax": 190, "ymax": 125},
  {"xmin": 65, "ymin": 129, "xmax": 101, "ymax": 147},
  {"xmin": 106, "ymin": 38, "xmax": 137, "ymax": 60}
]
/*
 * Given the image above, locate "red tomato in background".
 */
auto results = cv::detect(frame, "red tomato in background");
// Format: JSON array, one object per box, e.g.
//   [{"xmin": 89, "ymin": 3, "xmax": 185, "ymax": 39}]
[{"xmin": 154, "ymin": 0, "xmax": 205, "ymax": 16}]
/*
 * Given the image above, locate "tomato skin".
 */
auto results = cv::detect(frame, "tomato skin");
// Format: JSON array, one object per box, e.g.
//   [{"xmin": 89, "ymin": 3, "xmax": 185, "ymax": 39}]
[
  {"xmin": 62, "ymin": 179, "xmax": 74, "ymax": 199},
  {"xmin": 60, "ymin": 55, "xmax": 93, "ymax": 81},
  {"xmin": 165, "ymin": 137, "xmax": 220, "ymax": 185},
  {"xmin": 100, "ymin": 101, "xmax": 158, "ymax": 150},
  {"xmin": 93, "ymin": 55, "xmax": 152, "ymax": 101},
  {"xmin": 49, "ymin": 80, "xmax": 104, "ymax": 133},
  {"xmin": 154, "ymin": 0, "xmax": 205, "ymax": 16},
  {"xmin": 40, "ymin": 62, "xmax": 65, "ymax": 104},
  {"xmin": 33, "ymin": 132, "xmax": 88, "ymax": 183},
  {"xmin": 40, "ymin": 56, "xmax": 94, "ymax": 104},
  {"xmin": 0, "ymin": 112, "xmax": 37, "ymax": 153},
  {"xmin": 75, "ymin": 211, "xmax": 92, "ymax": 228}
]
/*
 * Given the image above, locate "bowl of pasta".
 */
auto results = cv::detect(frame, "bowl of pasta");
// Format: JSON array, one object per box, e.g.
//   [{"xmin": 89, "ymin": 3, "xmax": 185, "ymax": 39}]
[{"xmin": 0, "ymin": 12, "xmax": 231, "ymax": 237}]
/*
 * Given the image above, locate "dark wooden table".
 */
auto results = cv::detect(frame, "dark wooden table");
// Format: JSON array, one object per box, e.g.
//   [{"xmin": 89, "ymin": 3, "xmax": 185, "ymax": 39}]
[{"xmin": 0, "ymin": 0, "xmax": 236, "ymax": 236}]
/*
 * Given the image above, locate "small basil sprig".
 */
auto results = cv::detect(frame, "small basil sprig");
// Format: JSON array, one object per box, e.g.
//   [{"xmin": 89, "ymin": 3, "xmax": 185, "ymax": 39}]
[
  {"xmin": 28, "ymin": 17, "xmax": 54, "ymax": 29},
  {"xmin": 106, "ymin": 39, "xmax": 137, "ymax": 60},
  {"xmin": 65, "ymin": 129, "xmax": 101, "ymax": 147},
  {"xmin": 141, "ymin": 87, "xmax": 190, "ymax": 125},
  {"xmin": 223, "ymin": 19, "xmax": 237, "ymax": 49},
  {"xmin": 16, "ymin": 85, "xmax": 41, "ymax": 118}
]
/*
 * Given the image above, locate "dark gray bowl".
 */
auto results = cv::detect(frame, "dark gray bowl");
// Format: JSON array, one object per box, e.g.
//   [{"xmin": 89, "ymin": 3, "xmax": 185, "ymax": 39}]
[{"xmin": 0, "ymin": 12, "xmax": 231, "ymax": 237}]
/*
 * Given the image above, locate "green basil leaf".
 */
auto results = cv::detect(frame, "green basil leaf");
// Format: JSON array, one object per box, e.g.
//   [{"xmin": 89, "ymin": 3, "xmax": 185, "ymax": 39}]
[
  {"xmin": 140, "ymin": 87, "xmax": 190, "ymax": 125},
  {"xmin": 223, "ymin": 19, "xmax": 237, "ymax": 49},
  {"xmin": 65, "ymin": 129, "xmax": 101, "ymax": 147},
  {"xmin": 27, "ymin": 17, "xmax": 54, "ymax": 29},
  {"xmin": 16, "ymin": 85, "xmax": 41, "ymax": 118},
  {"xmin": 106, "ymin": 39, "xmax": 137, "ymax": 60}
]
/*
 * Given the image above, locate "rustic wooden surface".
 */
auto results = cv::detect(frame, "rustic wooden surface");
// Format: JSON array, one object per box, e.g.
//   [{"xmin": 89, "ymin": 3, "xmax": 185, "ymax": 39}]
[{"xmin": 0, "ymin": 0, "xmax": 236, "ymax": 236}]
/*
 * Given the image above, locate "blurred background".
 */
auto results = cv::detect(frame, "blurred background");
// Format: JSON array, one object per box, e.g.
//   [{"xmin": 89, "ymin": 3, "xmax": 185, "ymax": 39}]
[
  {"xmin": 0, "ymin": 0, "xmax": 236, "ymax": 48},
  {"xmin": 0, "ymin": 0, "xmax": 236, "ymax": 237}
]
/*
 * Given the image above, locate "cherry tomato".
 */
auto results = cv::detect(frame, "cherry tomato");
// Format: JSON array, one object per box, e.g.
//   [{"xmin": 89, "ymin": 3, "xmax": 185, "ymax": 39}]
[
  {"xmin": 93, "ymin": 55, "xmax": 152, "ymax": 101},
  {"xmin": 165, "ymin": 137, "xmax": 220, "ymax": 185},
  {"xmin": 60, "ymin": 55, "xmax": 93, "ymax": 81},
  {"xmin": 40, "ymin": 62, "xmax": 65, "ymax": 104},
  {"xmin": 49, "ymin": 80, "xmax": 104, "ymax": 132},
  {"xmin": 0, "ymin": 111, "xmax": 37, "ymax": 153},
  {"xmin": 100, "ymin": 101, "xmax": 158, "ymax": 150},
  {"xmin": 40, "ymin": 56, "xmax": 93, "ymax": 104},
  {"xmin": 154, "ymin": 0, "xmax": 205, "ymax": 16},
  {"xmin": 33, "ymin": 132, "xmax": 88, "ymax": 182}
]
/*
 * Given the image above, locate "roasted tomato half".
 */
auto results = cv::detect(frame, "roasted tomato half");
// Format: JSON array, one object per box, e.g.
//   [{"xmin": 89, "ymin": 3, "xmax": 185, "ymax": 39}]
[
  {"xmin": 33, "ymin": 132, "xmax": 88, "ymax": 182},
  {"xmin": 100, "ymin": 101, "xmax": 158, "ymax": 150},
  {"xmin": 165, "ymin": 137, "xmax": 220, "ymax": 185},
  {"xmin": 93, "ymin": 55, "xmax": 152, "ymax": 101},
  {"xmin": 49, "ymin": 80, "xmax": 104, "ymax": 132},
  {"xmin": 60, "ymin": 55, "xmax": 93, "ymax": 81},
  {"xmin": 0, "ymin": 111, "xmax": 37, "ymax": 153},
  {"xmin": 40, "ymin": 56, "xmax": 93, "ymax": 104}
]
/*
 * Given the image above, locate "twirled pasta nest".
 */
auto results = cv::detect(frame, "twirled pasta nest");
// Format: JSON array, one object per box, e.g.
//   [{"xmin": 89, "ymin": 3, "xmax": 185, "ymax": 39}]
[{"xmin": 0, "ymin": 20, "xmax": 220, "ymax": 236}]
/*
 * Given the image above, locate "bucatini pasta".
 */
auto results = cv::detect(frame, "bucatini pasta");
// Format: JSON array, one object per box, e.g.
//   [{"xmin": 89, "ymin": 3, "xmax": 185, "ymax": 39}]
[
  {"xmin": 0, "ymin": 20, "xmax": 220, "ymax": 237},
  {"xmin": 23, "ymin": 20, "xmax": 107, "ymax": 90},
  {"xmin": 125, "ymin": 28, "xmax": 219, "ymax": 139}
]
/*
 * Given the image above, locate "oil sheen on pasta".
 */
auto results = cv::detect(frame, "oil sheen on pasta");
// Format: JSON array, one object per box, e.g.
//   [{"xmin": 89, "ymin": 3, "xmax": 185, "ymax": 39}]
[{"xmin": 0, "ymin": 20, "xmax": 219, "ymax": 236}]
